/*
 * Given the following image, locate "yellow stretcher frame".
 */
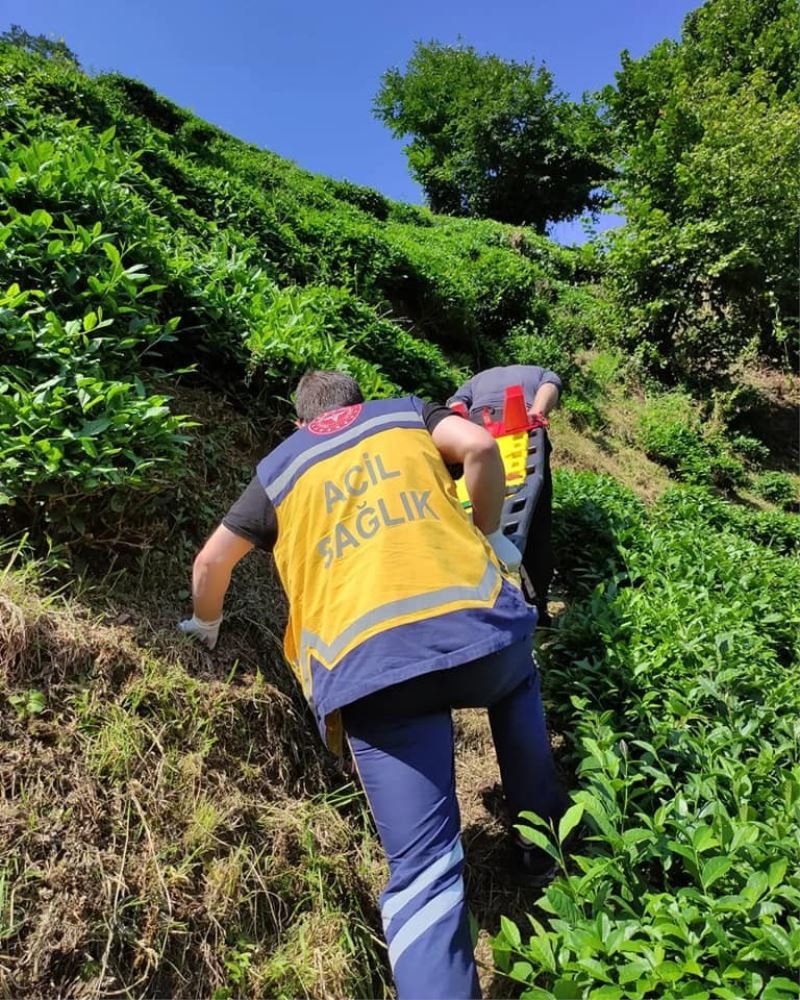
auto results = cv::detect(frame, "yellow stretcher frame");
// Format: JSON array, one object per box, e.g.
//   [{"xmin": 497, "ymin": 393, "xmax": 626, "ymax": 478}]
[{"xmin": 455, "ymin": 430, "xmax": 530, "ymax": 509}]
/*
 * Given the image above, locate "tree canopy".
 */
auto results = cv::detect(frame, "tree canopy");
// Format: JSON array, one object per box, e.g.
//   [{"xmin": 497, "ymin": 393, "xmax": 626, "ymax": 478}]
[
  {"xmin": 374, "ymin": 41, "xmax": 609, "ymax": 232},
  {"xmin": 0, "ymin": 24, "xmax": 80, "ymax": 66},
  {"xmin": 602, "ymin": 0, "xmax": 799, "ymax": 382}
]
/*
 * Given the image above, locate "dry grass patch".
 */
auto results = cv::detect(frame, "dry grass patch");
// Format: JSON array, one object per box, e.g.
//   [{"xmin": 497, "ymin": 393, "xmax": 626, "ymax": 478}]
[
  {"xmin": 454, "ymin": 705, "xmax": 572, "ymax": 1000},
  {"xmin": 550, "ymin": 403, "xmax": 673, "ymax": 503},
  {"xmin": 0, "ymin": 565, "xmax": 389, "ymax": 999}
]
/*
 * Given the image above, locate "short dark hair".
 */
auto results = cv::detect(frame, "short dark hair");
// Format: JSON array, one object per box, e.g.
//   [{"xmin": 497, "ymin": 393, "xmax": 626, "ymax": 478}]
[{"xmin": 294, "ymin": 370, "xmax": 364, "ymax": 422}]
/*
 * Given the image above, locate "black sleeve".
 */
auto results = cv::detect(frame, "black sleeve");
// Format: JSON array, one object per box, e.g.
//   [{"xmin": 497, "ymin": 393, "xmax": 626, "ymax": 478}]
[
  {"xmin": 422, "ymin": 401, "xmax": 456, "ymax": 433},
  {"xmin": 222, "ymin": 475, "xmax": 278, "ymax": 553},
  {"xmin": 422, "ymin": 401, "xmax": 464, "ymax": 480}
]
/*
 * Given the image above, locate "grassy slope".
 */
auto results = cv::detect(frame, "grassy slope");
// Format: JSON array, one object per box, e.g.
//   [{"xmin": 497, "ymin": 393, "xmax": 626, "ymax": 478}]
[
  {"xmin": 0, "ymin": 42, "xmax": 604, "ymax": 997},
  {"xmin": 2, "ymin": 44, "xmax": 799, "ymax": 1000}
]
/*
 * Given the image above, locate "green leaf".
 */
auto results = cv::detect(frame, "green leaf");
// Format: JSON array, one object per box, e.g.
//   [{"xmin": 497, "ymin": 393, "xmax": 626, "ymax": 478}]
[
  {"xmin": 619, "ymin": 960, "xmax": 651, "ymax": 985},
  {"xmin": 510, "ymin": 961, "xmax": 533, "ymax": 983},
  {"xmin": 83, "ymin": 311, "xmax": 98, "ymax": 332},
  {"xmin": 577, "ymin": 957, "xmax": 612, "ymax": 983},
  {"xmin": 518, "ymin": 810, "xmax": 550, "ymax": 829},
  {"xmin": 558, "ymin": 803, "xmax": 584, "ymax": 844},
  {"xmin": 79, "ymin": 418, "xmax": 112, "ymax": 437},
  {"xmin": 27, "ymin": 690, "xmax": 45, "ymax": 714},
  {"xmin": 553, "ymin": 978, "xmax": 580, "ymax": 1000},
  {"xmin": 762, "ymin": 978, "xmax": 800, "ymax": 999},
  {"xmin": 768, "ymin": 858, "xmax": 788, "ymax": 890},
  {"xmin": 656, "ymin": 961, "xmax": 682, "ymax": 983},
  {"xmin": 500, "ymin": 915, "xmax": 521, "ymax": 949},
  {"xmin": 746, "ymin": 870, "xmax": 769, "ymax": 898},
  {"xmin": 701, "ymin": 856, "xmax": 732, "ymax": 889},
  {"xmin": 30, "ymin": 208, "xmax": 53, "ymax": 228},
  {"xmin": 692, "ymin": 825, "xmax": 719, "ymax": 853},
  {"xmin": 514, "ymin": 825, "xmax": 560, "ymax": 862},
  {"xmin": 622, "ymin": 826, "xmax": 653, "ymax": 847},
  {"xmin": 763, "ymin": 925, "xmax": 793, "ymax": 958},
  {"xmin": 526, "ymin": 934, "xmax": 556, "ymax": 975},
  {"xmin": 102, "ymin": 242, "xmax": 121, "ymax": 267},
  {"xmin": 722, "ymin": 965, "xmax": 744, "ymax": 980}
]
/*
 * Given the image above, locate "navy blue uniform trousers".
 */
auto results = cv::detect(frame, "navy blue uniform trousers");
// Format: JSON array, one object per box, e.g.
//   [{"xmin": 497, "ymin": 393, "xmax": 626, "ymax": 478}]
[{"xmin": 342, "ymin": 636, "xmax": 563, "ymax": 999}]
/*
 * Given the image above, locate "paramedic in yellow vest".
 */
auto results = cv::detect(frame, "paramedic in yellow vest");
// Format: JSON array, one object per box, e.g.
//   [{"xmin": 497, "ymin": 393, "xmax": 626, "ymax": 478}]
[{"xmin": 179, "ymin": 371, "xmax": 566, "ymax": 1000}]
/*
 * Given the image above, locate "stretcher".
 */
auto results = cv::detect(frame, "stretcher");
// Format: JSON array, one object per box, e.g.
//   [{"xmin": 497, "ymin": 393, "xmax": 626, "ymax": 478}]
[{"xmin": 451, "ymin": 384, "xmax": 547, "ymax": 587}]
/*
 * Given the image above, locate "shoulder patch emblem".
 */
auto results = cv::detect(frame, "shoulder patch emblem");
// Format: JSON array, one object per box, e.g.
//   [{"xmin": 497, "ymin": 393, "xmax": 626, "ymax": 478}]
[{"xmin": 308, "ymin": 404, "xmax": 362, "ymax": 436}]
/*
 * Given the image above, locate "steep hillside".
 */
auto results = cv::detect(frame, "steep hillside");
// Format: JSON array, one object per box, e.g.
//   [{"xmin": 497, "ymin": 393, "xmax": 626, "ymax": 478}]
[
  {"xmin": 0, "ymin": 42, "xmax": 611, "ymax": 537},
  {"xmin": 1, "ymin": 35, "xmax": 799, "ymax": 1000},
  {"xmin": 0, "ymin": 46, "xmax": 612, "ymax": 997}
]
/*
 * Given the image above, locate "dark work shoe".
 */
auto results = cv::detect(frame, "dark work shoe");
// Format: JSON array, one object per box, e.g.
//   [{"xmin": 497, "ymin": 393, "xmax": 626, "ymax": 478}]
[
  {"xmin": 511, "ymin": 818, "xmax": 580, "ymax": 888},
  {"xmin": 513, "ymin": 842, "xmax": 559, "ymax": 888}
]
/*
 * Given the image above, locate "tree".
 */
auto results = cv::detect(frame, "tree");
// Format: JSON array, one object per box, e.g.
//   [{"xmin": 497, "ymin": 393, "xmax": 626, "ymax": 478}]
[
  {"xmin": 603, "ymin": 0, "xmax": 799, "ymax": 383},
  {"xmin": 374, "ymin": 42, "xmax": 609, "ymax": 232},
  {"xmin": 0, "ymin": 24, "xmax": 80, "ymax": 66}
]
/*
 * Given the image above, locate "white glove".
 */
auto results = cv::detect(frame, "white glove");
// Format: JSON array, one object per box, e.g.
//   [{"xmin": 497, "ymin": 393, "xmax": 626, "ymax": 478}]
[
  {"xmin": 485, "ymin": 529, "xmax": 523, "ymax": 572},
  {"xmin": 178, "ymin": 614, "xmax": 221, "ymax": 650}
]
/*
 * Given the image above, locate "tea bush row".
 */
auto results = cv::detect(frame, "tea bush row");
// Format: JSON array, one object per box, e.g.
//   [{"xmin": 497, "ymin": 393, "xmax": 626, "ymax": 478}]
[
  {"xmin": 0, "ymin": 43, "xmax": 610, "ymax": 531},
  {"xmin": 1, "ymin": 43, "xmax": 606, "ymax": 354},
  {"xmin": 495, "ymin": 472, "xmax": 800, "ymax": 999},
  {"xmin": 636, "ymin": 393, "xmax": 786, "ymax": 495}
]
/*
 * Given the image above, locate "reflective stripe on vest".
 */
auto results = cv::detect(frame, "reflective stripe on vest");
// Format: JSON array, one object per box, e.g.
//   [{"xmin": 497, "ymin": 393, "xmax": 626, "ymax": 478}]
[
  {"xmin": 298, "ymin": 560, "xmax": 499, "ymax": 674},
  {"xmin": 265, "ymin": 409, "xmax": 426, "ymax": 505}
]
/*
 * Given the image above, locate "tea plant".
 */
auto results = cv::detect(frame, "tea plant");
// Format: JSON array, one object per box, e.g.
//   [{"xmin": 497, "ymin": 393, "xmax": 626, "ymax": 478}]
[
  {"xmin": 2, "ymin": 41, "xmax": 607, "ymax": 538},
  {"xmin": 494, "ymin": 473, "xmax": 800, "ymax": 998},
  {"xmin": 637, "ymin": 395, "xmax": 749, "ymax": 491}
]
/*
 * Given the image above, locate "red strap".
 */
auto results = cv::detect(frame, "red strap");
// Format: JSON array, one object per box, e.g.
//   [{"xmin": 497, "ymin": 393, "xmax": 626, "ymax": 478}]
[{"xmin": 528, "ymin": 412, "xmax": 549, "ymax": 431}]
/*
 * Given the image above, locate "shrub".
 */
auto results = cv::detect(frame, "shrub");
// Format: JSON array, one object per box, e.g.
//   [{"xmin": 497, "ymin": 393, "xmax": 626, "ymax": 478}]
[
  {"xmin": 753, "ymin": 471, "xmax": 798, "ymax": 510},
  {"xmin": 730, "ymin": 432, "xmax": 770, "ymax": 468},
  {"xmin": 244, "ymin": 284, "xmax": 460, "ymax": 401},
  {"xmin": 0, "ymin": 60, "xmax": 473, "ymax": 531},
  {"xmin": 1, "ymin": 230, "xmax": 190, "ymax": 520},
  {"xmin": 551, "ymin": 470, "xmax": 645, "ymax": 595},
  {"xmin": 504, "ymin": 325, "xmax": 577, "ymax": 385},
  {"xmin": 637, "ymin": 394, "xmax": 747, "ymax": 490},
  {"xmin": 658, "ymin": 485, "xmax": 800, "ymax": 555},
  {"xmin": 584, "ymin": 350, "xmax": 623, "ymax": 389},
  {"xmin": 563, "ymin": 395, "xmax": 604, "ymax": 430},
  {"xmin": 546, "ymin": 283, "xmax": 622, "ymax": 351},
  {"xmin": 324, "ymin": 178, "xmax": 391, "ymax": 221}
]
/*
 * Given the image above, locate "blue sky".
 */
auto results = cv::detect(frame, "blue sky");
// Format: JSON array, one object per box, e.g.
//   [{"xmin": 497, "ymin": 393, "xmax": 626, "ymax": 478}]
[{"xmin": 8, "ymin": 0, "xmax": 699, "ymax": 242}]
